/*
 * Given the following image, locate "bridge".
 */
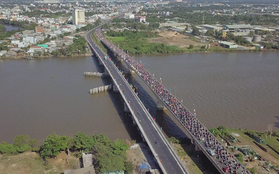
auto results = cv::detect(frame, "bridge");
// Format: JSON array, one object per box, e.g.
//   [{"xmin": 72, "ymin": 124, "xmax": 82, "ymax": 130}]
[
  {"xmin": 86, "ymin": 29, "xmax": 189, "ymax": 174},
  {"xmin": 91, "ymin": 28, "xmax": 251, "ymax": 174}
]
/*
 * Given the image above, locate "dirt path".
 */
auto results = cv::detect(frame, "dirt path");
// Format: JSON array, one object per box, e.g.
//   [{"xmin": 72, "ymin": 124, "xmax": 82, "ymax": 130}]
[{"xmin": 149, "ymin": 31, "xmax": 203, "ymax": 48}]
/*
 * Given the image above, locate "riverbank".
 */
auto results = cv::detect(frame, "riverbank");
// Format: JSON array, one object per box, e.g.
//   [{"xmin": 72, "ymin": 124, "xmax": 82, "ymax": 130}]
[
  {"xmin": 106, "ymin": 30, "xmax": 278, "ymax": 56},
  {"xmin": 0, "ymin": 53, "xmax": 92, "ymax": 60}
]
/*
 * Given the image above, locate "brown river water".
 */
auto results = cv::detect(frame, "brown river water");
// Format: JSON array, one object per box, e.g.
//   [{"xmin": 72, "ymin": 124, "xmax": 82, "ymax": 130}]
[{"xmin": 0, "ymin": 52, "xmax": 278, "ymax": 143}]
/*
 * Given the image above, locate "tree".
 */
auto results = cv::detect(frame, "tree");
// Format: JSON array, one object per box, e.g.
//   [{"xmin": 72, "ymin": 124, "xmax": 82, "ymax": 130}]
[
  {"xmin": 0, "ymin": 142, "xmax": 17, "ymax": 154},
  {"xmin": 40, "ymin": 133, "xmax": 69, "ymax": 159},
  {"xmin": 93, "ymin": 142, "xmax": 126, "ymax": 173},
  {"xmin": 95, "ymin": 134, "xmax": 111, "ymax": 146},
  {"xmin": 124, "ymin": 161, "xmax": 134, "ymax": 174},
  {"xmin": 29, "ymin": 139, "xmax": 40, "ymax": 152},
  {"xmin": 248, "ymin": 31, "xmax": 255, "ymax": 37},
  {"xmin": 192, "ymin": 26, "xmax": 200, "ymax": 36},
  {"xmin": 205, "ymin": 29, "xmax": 214, "ymax": 36},
  {"xmin": 111, "ymin": 139, "xmax": 129, "ymax": 156},
  {"xmin": 188, "ymin": 45, "xmax": 194, "ymax": 49},
  {"xmin": 72, "ymin": 132, "xmax": 96, "ymax": 152},
  {"xmin": 13, "ymin": 135, "xmax": 31, "ymax": 153},
  {"xmin": 0, "ymin": 23, "xmax": 6, "ymax": 32}
]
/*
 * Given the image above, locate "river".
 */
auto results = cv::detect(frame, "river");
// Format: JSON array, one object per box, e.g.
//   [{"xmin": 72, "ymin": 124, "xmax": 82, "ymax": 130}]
[{"xmin": 0, "ymin": 52, "xmax": 278, "ymax": 143}]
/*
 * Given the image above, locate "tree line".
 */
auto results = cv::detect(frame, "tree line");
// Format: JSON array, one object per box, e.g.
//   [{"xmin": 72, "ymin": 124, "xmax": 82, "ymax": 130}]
[{"xmin": 0, "ymin": 132, "xmax": 133, "ymax": 173}]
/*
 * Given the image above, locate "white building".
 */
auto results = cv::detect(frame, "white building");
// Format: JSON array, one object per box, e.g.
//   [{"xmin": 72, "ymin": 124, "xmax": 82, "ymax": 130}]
[
  {"xmin": 23, "ymin": 35, "xmax": 37, "ymax": 45},
  {"xmin": 72, "ymin": 9, "xmax": 85, "ymax": 25}
]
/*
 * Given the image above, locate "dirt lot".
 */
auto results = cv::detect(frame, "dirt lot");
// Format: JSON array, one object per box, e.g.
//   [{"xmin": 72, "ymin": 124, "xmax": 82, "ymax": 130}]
[
  {"xmin": 0, "ymin": 151, "xmax": 79, "ymax": 174},
  {"xmin": 126, "ymin": 143, "xmax": 160, "ymax": 174},
  {"xmin": 149, "ymin": 31, "xmax": 204, "ymax": 48}
]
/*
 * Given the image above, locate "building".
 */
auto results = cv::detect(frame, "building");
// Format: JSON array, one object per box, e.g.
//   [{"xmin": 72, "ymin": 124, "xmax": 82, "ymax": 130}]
[
  {"xmin": 72, "ymin": 9, "xmax": 85, "ymax": 25},
  {"xmin": 201, "ymin": 24, "xmax": 223, "ymax": 31},
  {"xmin": 135, "ymin": 16, "xmax": 146, "ymax": 23},
  {"xmin": 223, "ymin": 24, "xmax": 253, "ymax": 31},
  {"xmin": 23, "ymin": 35, "xmax": 37, "ymax": 45},
  {"xmin": 219, "ymin": 41, "xmax": 238, "ymax": 49}
]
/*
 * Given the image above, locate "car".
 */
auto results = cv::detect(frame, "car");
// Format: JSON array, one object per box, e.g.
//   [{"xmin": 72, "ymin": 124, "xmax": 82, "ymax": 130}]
[{"xmin": 206, "ymin": 149, "xmax": 216, "ymax": 156}]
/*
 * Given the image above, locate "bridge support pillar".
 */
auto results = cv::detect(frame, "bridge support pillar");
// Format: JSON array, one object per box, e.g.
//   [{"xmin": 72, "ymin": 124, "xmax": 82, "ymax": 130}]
[
  {"xmin": 112, "ymin": 83, "xmax": 119, "ymax": 93},
  {"xmin": 98, "ymin": 58, "xmax": 103, "ymax": 66},
  {"xmin": 191, "ymin": 137, "xmax": 194, "ymax": 144},
  {"xmin": 190, "ymin": 135, "xmax": 201, "ymax": 151},
  {"xmin": 124, "ymin": 103, "xmax": 130, "ymax": 114},
  {"xmin": 104, "ymin": 69, "xmax": 109, "ymax": 77},
  {"xmin": 157, "ymin": 106, "xmax": 167, "ymax": 111},
  {"xmin": 195, "ymin": 143, "xmax": 200, "ymax": 151},
  {"xmin": 130, "ymin": 70, "xmax": 135, "ymax": 75}
]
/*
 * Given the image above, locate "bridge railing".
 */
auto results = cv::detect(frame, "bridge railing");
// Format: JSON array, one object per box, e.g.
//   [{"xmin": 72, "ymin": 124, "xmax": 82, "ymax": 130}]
[{"xmin": 86, "ymin": 33, "xmax": 188, "ymax": 174}]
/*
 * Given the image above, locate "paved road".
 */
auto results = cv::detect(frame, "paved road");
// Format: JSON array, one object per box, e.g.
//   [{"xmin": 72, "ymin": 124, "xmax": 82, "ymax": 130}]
[{"xmin": 86, "ymin": 30, "xmax": 188, "ymax": 174}]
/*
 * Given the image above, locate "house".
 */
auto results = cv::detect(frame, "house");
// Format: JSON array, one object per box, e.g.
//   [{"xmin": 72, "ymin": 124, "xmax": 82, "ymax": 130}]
[
  {"xmin": 5, "ymin": 50, "xmax": 17, "ymax": 57},
  {"xmin": 223, "ymin": 24, "xmax": 253, "ymax": 31},
  {"xmin": 0, "ymin": 50, "xmax": 7, "ymax": 56},
  {"xmin": 23, "ymin": 35, "xmax": 37, "ymax": 44},
  {"xmin": 27, "ymin": 46, "xmax": 42, "ymax": 55},
  {"xmin": 219, "ymin": 41, "xmax": 238, "ymax": 48},
  {"xmin": 135, "ymin": 16, "xmax": 146, "ymax": 23},
  {"xmin": 35, "ymin": 36, "xmax": 45, "ymax": 42},
  {"xmin": 35, "ymin": 26, "xmax": 44, "ymax": 33},
  {"xmin": 11, "ymin": 40, "xmax": 20, "ymax": 45},
  {"xmin": 18, "ymin": 42, "xmax": 27, "ymax": 48}
]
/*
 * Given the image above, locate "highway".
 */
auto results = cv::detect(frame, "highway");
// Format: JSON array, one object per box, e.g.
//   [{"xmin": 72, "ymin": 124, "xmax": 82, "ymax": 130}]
[{"xmin": 86, "ymin": 29, "xmax": 189, "ymax": 174}]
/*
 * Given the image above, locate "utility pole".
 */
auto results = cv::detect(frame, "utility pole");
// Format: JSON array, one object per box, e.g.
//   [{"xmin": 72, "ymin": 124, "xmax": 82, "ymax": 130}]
[{"xmin": 202, "ymin": 15, "xmax": 205, "ymax": 25}]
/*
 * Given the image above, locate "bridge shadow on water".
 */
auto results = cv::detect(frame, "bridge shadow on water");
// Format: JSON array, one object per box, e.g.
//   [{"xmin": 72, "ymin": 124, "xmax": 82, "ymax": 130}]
[{"xmin": 105, "ymin": 49, "xmax": 219, "ymax": 174}]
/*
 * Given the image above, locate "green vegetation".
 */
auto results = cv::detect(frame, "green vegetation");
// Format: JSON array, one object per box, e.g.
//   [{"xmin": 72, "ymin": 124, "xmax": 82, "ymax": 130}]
[
  {"xmin": 247, "ymin": 167, "xmax": 257, "ymax": 174},
  {"xmin": 111, "ymin": 18, "xmax": 160, "ymax": 30},
  {"xmin": 0, "ymin": 23, "xmax": 6, "ymax": 32},
  {"xmin": 51, "ymin": 36, "xmax": 88, "ymax": 57},
  {"xmin": 145, "ymin": 4, "xmax": 279, "ymax": 25},
  {"xmin": 0, "ymin": 132, "xmax": 130, "ymax": 173},
  {"xmin": 0, "ymin": 19, "xmax": 37, "ymax": 31},
  {"xmin": 106, "ymin": 30, "xmax": 184, "ymax": 55},
  {"xmin": 0, "ymin": 135, "xmax": 39, "ymax": 155},
  {"xmin": 0, "ymin": 19, "xmax": 37, "ymax": 40},
  {"xmin": 235, "ymin": 153, "xmax": 244, "ymax": 162}
]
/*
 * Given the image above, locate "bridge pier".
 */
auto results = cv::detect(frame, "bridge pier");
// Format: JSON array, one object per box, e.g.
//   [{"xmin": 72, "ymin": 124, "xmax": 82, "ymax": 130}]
[
  {"xmin": 98, "ymin": 57, "xmax": 103, "ymax": 66},
  {"xmin": 89, "ymin": 84, "xmax": 112, "ymax": 94},
  {"xmin": 190, "ymin": 135, "xmax": 201, "ymax": 151},
  {"xmin": 112, "ymin": 83, "xmax": 119, "ymax": 92},
  {"xmin": 157, "ymin": 106, "xmax": 167, "ymax": 111},
  {"xmin": 104, "ymin": 69, "xmax": 109, "ymax": 76},
  {"xmin": 124, "ymin": 103, "xmax": 130, "ymax": 114}
]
